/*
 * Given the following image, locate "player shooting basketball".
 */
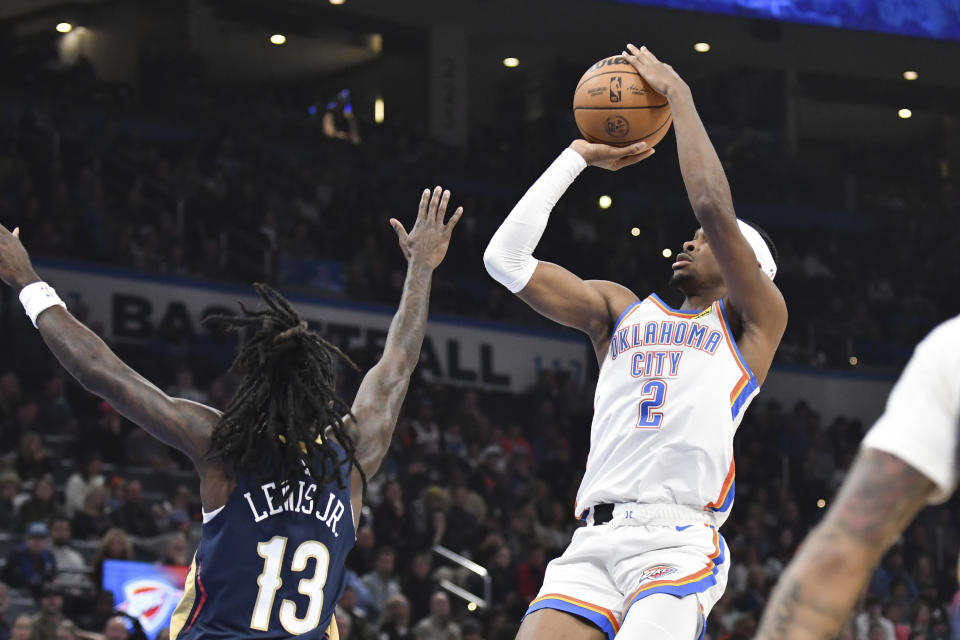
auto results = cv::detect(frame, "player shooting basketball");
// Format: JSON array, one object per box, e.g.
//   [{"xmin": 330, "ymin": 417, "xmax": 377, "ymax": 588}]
[
  {"xmin": 756, "ymin": 315, "xmax": 960, "ymax": 639},
  {"xmin": 0, "ymin": 186, "xmax": 462, "ymax": 640},
  {"xmin": 484, "ymin": 45, "xmax": 787, "ymax": 639}
]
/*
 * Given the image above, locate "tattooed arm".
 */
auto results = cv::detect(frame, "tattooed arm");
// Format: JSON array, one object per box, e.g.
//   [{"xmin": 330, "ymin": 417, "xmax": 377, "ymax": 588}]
[
  {"xmin": 756, "ymin": 448, "xmax": 934, "ymax": 639},
  {"xmin": 0, "ymin": 226, "xmax": 219, "ymax": 466},
  {"xmin": 348, "ymin": 187, "xmax": 463, "ymax": 480}
]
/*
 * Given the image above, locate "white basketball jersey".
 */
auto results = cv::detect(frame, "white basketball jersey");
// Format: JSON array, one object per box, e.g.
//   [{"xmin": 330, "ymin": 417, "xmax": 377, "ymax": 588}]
[{"xmin": 575, "ymin": 294, "xmax": 759, "ymax": 528}]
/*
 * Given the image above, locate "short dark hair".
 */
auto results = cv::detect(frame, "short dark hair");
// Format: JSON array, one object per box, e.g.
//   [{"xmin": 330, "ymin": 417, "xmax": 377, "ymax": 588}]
[{"xmin": 739, "ymin": 219, "xmax": 778, "ymax": 265}]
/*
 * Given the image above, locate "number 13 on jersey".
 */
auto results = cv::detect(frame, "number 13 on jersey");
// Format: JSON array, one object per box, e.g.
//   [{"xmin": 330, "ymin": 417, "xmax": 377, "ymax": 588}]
[{"xmin": 636, "ymin": 379, "xmax": 667, "ymax": 429}]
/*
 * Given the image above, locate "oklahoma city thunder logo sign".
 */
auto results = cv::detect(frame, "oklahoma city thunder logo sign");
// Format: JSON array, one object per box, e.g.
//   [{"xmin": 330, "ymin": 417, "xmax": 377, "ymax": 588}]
[{"xmin": 638, "ymin": 565, "xmax": 677, "ymax": 583}]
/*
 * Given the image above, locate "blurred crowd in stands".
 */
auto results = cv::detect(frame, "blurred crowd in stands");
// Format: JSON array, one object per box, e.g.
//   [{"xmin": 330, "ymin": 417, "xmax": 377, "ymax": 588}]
[
  {"xmin": 0, "ymin": 66, "xmax": 957, "ymax": 372},
  {"xmin": 0, "ymin": 349, "xmax": 958, "ymax": 639}
]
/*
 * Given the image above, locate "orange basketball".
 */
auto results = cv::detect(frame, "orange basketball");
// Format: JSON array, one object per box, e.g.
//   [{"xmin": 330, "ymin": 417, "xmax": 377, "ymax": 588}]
[{"xmin": 573, "ymin": 55, "xmax": 673, "ymax": 147}]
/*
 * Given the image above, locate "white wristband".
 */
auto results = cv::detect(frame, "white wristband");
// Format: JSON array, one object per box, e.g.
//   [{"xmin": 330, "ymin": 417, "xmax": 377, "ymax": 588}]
[{"xmin": 19, "ymin": 282, "xmax": 66, "ymax": 328}]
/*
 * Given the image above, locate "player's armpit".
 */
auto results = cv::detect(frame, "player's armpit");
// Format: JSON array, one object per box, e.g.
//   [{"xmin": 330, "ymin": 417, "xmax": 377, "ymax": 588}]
[
  {"xmin": 518, "ymin": 262, "xmax": 638, "ymax": 348},
  {"xmin": 756, "ymin": 448, "xmax": 934, "ymax": 640},
  {"xmin": 36, "ymin": 306, "xmax": 219, "ymax": 464}
]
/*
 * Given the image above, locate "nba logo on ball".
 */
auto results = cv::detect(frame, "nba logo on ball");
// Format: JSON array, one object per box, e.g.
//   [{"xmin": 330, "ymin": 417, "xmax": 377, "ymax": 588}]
[
  {"xmin": 609, "ymin": 77, "xmax": 622, "ymax": 102},
  {"xmin": 605, "ymin": 115, "xmax": 630, "ymax": 138},
  {"xmin": 638, "ymin": 565, "xmax": 677, "ymax": 583}
]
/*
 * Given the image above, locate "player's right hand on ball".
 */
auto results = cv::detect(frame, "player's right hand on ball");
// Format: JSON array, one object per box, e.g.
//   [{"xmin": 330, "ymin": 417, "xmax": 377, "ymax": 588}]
[
  {"xmin": 569, "ymin": 139, "xmax": 655, "ymax": 171},
  {"xmin": 390, "ymin": 186, "xmax": 463, "ymax": 269}
]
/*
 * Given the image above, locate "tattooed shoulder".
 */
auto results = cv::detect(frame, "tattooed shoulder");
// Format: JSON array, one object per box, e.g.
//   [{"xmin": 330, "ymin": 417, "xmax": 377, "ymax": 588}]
[{"xmin": 829, "ymin": 448, "xmax": 934, "ymax": 543}]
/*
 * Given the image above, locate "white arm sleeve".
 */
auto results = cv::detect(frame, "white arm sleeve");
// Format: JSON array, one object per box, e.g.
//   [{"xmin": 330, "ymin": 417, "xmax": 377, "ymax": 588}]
[
  {"xmin": 861, "ymin": 315, "xmax": 960, "ymax": 503},
  {"xmin": 483, "ymin": 148, "xmax": 587, "ymax": 293}
]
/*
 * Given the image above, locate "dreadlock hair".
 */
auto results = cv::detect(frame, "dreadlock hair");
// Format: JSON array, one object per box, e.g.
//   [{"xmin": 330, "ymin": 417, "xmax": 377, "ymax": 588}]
[{"xmin": 202, "ymin": 283, "xmax": 365, "ymax": 498}]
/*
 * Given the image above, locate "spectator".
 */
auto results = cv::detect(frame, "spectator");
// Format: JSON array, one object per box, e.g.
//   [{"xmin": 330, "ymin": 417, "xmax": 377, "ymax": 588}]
[
  {"xmin": 347, "ymin": 527, "xmax": 377, "ymax": 576},
  {"xmin": 856, "ymin": 597, "xmax": 896, "ymax": 640},
  {"xmin": 515, "ymin": 546, "xmax": 546, "ymax": 603},
  {"xmin": 2, "ymin": 401, "xmax": 39, "ymax": 458},
  {"xmin": 361, "ymin": 548, "xmax": 402, "ymax": 620},
  {"xmin": 378, "ymin": 594, "xmax": 413, "ymax": 640},
  {"xmin": 87, "ymin": 403, "xmax": 125, "ymax": 466},
  {"xmin": 0, "ymin": 581, "xmax": 10, "ymax": 640},
  {"xmin": 460, "ymin": 621, "xmax": 482, "ymax": 640},
  {"xmin": 410, "ymin": 400, "xmax": 440, "ymax": 455},
  {"xmin": 38, "ymin": 376, "xmax": 75, "ymax": 434},
  {"xmin": 401, "ymin": 554, "xmax": 435, "ymax": 624},
  {"xmin": 337, "ymin": 586, "xmax": 373, "ymax": 640},
  {"xmin": 335, "ymin": 607, "xmax": 353, "ymax": 640},
  {"xmin": 54, "ymin": 621, "xmax": 78, "ymax": 640},
  {"xmin": 0, "ymin": 472, "xmax": 20, "ymax": 531},
  {"xmin": 1, "ymin": 523, "xmax": 56, "ymax": 596},
  {"xmin": 10, "ymin": 616, "xmax": 31, "ymax": 640},
  {"xmin": 30, "ymin": 584, "xmax": 64, "ymax": 640},
  {"xmin": 110, "ymin": 482, "xmax": 158, "ymax": 538},
  {"xmin": 165, "ymin": 369, "xmax": 208, "ymax": 405},
  {"xmin": 17, "ymin": 477, "xmax": 58, "ymax": 532},
  {"xmin": 92, "ymin": 529, "xmax": 133, "ymax": 589},
  {"xmin": 63, "ymin": 454, "xmax": 103, "ymax": 518},
  {"xmin": 70, "ymin": 486, "xmax": 110, "ymax": 541},
  {"xmin": 102, "ymin": 616, "xmax": 128, "ymax": 640},
  {"xmin": 48, "ymin": 517, "xmax": 92, "ymax": 594},
  {"xmin": 412, "ymin": 592, "xmax": 460, "ymax": 640},
  {"xmin": 0, "ymin": 372, "xmax": 22, "ymax": 424},
  {"xmin": 14, "ymin": 431, "xmax": 52, "ymax": 483},
  {"xmin": 159, "ymin": 534, "xmax": 188, "ymax": 566}
]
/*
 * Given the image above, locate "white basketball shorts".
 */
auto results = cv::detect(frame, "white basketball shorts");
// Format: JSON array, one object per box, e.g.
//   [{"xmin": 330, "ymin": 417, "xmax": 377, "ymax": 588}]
[{"xmin": 524, "ymin": 504, "xmax": 729, "ymax": 639}]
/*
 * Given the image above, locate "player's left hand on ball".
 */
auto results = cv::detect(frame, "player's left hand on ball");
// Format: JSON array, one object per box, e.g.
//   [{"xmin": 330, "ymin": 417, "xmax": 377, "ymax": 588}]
[
  {"xmin": 622, "ymin": 44, "xmax": 685, "ymax": 97},
  {"xmin": 390, "ymin": 186, "xmax": 463, "ymax": 269},
  {"xmin": 570, "ymin": 139, "xmax": 655, "ymax": 171},
  {"xmin": 0, "ymin": 225, "xmax": 39, "ymax": 289}
]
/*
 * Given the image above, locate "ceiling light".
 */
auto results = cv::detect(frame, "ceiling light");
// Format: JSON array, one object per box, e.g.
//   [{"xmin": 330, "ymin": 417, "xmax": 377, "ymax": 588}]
[
  {"xmin": 503, "ymin": 57, "xmax": 520, "ymax": 68},
  {"xmin": 903, "ymin": 70, "xmax": 918, "ymax": 81},
  {"xmin": 694, "ymin": 42, "xmax": 711, "ymax": 53},
  {"xmin": 56, "ymin": 22, "xmax": 73, "ymax": 33},
  {"xmin": 329, "ymin": 0, "xmax": 346, "ymax": 4},
  {"xmin": 270, "ymin": 34, "xmax": 286, "ymax": 45},
  {"xmin": 898, "ymin": 108, "xmax": 912, "ymax": 119},
  {"xmin": 662, "ymin": 248, "xmax": 673, "ymax": 258},
  {"xmin": 630, "ymin": 227, "xmax": 641, "ymax": 237},
  {"xmin": 598, "ymin": 195, "xmax": 612, "ymax": 209},
  {"xmin": 374, "ymin": 97, "xmax": 385, "ymax": 124}
]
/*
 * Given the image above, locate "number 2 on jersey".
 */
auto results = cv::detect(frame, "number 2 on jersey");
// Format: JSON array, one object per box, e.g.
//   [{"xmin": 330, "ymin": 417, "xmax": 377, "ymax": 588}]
[
  {"xmin": 636, "ymin": 379, "xmax": 667, "ymax": 429},
  {"xmin": 251, "ymin": 536, "xmax": 330, "ymax": 635}
]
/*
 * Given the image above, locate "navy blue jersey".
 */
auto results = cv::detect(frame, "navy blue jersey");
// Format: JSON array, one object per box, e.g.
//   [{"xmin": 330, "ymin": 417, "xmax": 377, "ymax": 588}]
[{"xmin": 171, "ymin": 452, "xmax": 355, "ymax": 640}]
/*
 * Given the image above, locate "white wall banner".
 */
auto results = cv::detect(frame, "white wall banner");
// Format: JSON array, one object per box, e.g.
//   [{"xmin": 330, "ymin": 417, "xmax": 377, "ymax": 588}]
[{"xmin": 36, "ymin": 260, "xmax": 588, "ymax": 393}]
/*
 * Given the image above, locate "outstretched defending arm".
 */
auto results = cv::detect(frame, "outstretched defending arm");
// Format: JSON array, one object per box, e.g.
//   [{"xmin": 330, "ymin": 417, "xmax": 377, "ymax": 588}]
[
  {"xmin": 348, "ymin": 187, "xmax": 462, "ymax": 479},
  {"xmin": 483, "ymin": 141, "xmax": 653, "ymax": 352},
  {"xmin": 623, "ymin": 44, "xmax": 786, "ymax": 378},
  {"xmin": 0, "ymin": 227, "xmax": 219, "ymax": 465}
]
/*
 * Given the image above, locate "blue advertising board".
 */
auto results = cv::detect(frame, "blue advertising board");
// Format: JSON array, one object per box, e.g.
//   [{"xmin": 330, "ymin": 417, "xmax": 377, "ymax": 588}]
[
  {"xmin": 599, "ymin": 0, "xmax": 960, "ymax": 41},
  {"xmin": 102, "ymin": 560, "xmax": 190, "ymax": 640}
]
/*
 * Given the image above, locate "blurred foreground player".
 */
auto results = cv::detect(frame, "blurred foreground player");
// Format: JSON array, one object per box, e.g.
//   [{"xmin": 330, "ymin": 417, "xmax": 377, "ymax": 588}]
[
  {"xmin": 484, "ymin": 45, "xmax": 787, "ymax": 639},
  {"xmin": 0, "ymin": 186, "xmax": 463, "ymax": 639},
  {"xmin": 757, "ymin": 315, "xmax": 960, "ymax": 640}
]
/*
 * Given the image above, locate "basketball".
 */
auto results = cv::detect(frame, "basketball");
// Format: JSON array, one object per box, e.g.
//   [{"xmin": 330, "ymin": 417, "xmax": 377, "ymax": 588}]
[{"xmin": 573, "ymin": 55, "xmax": 673, "ymax": 147}]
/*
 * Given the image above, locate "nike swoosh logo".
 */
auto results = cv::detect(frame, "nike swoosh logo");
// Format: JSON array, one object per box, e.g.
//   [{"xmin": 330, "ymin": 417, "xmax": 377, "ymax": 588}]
[{"xmin": 675, "ymin": 525, "xmax": 693, "ymax": 531}]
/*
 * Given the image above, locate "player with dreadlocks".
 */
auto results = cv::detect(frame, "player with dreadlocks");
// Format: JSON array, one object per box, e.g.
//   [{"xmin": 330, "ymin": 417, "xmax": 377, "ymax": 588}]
[{"xmin": 0, "ymin": 186, "xmax": 463, "ymax": 640}]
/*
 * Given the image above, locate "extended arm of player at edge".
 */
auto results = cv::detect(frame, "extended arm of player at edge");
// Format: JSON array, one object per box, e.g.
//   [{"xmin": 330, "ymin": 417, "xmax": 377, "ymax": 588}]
[
  {"xmin": 35, "ymin": 306, "xmax": 220, "ymax": 464},
  {"xmin": 348, "ymin": 260, "xmax": 434, "ymax": 477},
  {"xmin": 663, "ymin": 79, "xmax": 786, "ymax": 333},
  {"xmin": 756, "ymin": 448, "xmax": 934, "ymax": 640}
]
